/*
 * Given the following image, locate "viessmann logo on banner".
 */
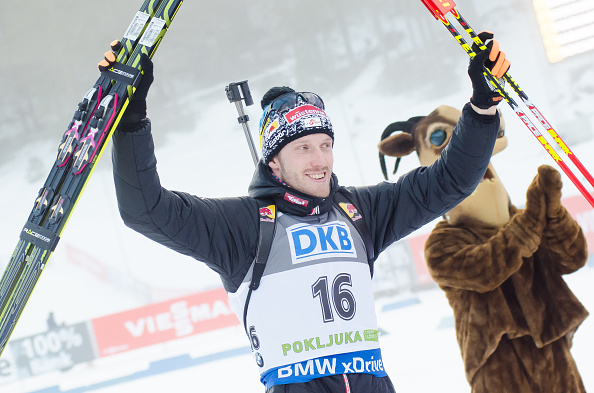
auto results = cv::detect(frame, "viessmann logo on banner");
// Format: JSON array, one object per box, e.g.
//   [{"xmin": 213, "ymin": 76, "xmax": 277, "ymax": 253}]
[
  {"xmin": 287, "ymin": 221, "xmax": 357, "ymax": 264},
  {"xmin": 91, "ymin": 287, "xmax": 239, "ymax": 357}
]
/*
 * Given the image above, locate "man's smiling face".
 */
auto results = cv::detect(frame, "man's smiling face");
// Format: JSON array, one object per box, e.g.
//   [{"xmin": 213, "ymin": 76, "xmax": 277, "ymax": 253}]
[{"xmin": 268, "ymin": 133, "xmax": 334, "ymax": 198}]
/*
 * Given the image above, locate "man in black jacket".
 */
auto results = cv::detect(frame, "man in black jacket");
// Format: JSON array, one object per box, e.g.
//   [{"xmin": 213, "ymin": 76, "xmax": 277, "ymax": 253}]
[{"xmin": 106, "ymin": 36, "xmax": 509, "ymax": 392}]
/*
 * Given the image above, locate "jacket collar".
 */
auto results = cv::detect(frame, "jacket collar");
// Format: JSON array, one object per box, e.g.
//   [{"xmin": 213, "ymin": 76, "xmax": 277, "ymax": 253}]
[{"xmin": 248, "ymin": 160, "xmax": 339, "ymax": 216}]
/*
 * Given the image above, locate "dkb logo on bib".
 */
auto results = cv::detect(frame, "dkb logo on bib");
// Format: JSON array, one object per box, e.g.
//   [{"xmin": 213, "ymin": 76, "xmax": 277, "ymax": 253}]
[{"xmin": 286, "ymin": 221, "xmax": 357, "ymax": 264}]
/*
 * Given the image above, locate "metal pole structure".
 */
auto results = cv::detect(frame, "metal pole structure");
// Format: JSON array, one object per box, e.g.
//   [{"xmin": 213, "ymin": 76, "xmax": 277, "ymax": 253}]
[{"xmin": 225, "ymin": 81, "xmax": 259, "ymax": 166}]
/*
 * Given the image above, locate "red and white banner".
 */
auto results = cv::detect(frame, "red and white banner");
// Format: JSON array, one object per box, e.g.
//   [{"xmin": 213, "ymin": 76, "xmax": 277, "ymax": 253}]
[
  {"xmin": 561, "ymin": 194, "xmax": 594, "ymax": 248},
  {"xmin": 91, "ymin": 287, "xmax": 239, "ymax": 357}
]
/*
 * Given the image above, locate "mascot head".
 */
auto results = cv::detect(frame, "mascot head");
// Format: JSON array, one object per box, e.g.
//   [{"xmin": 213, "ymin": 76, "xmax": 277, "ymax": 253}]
[{"xmin": 378, "ymin": 105, "xmax": 510, "ymax": 227}]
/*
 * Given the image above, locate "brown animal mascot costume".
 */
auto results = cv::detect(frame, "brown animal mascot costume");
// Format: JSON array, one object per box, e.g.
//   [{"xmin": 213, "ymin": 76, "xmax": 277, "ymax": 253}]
[{"xmin": 378, "ymin": 105, "xmax": 589, "ymax": 393}]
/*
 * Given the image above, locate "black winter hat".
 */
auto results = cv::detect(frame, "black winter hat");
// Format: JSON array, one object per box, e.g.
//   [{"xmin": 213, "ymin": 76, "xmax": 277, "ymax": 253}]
[{"xmin": 259, "ymin": 86, "xmax": 334, "ymax": 163}]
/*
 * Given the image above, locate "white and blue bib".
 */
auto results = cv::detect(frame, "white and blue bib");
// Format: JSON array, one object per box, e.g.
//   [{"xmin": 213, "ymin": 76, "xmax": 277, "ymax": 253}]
[{"xmin": 228, "ymin": 208, "xmax": 386, "ymax": 389}]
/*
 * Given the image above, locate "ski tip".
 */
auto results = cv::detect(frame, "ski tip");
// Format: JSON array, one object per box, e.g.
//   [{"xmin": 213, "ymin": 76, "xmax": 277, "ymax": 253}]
[{"xmin": 420, "ymin": 0, "xmax": 456, "ymax": 19}]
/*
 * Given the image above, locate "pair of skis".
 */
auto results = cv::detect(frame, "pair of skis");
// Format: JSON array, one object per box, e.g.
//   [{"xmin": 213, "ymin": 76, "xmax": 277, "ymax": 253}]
[
  {"xmin": 0, "ymin": 0, "xmax": 183, "ymax": 355},
  {"xmin": 420, "ymin": 0, "xmax": 594, "ymax": 208}
]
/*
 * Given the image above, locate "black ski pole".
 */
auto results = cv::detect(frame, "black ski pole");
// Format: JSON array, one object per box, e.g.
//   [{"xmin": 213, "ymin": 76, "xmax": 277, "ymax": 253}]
[{"xmin": 225, "ymin": 81, "xmax": 258, "ymax": 166}]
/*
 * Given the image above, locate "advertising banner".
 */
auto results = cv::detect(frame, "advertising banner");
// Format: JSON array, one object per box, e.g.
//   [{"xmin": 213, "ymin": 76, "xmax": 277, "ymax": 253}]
[
  {"xmin": 0, "ymin": 347, "xmax": 18, "ymax": 385},
  {"xmin": 91, "ymin": 287, "xmax": 239, "ymax": 357},
  {"xmin": 8, "ymin": 322, "xmax": 96, "ymax": 378},
  {"xmin": 563, "ymin": 194, "xmax": 594, "ymax": 248}
]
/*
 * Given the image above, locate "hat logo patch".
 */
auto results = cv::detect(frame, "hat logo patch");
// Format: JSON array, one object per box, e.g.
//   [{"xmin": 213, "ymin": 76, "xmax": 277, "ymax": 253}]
[
  {"xmin": 302, "ymin": 117, "xmax": 322, "ymax": 129},
  {"xmin": 284, "ymin": 105, "xmax": 327, "ymax": 125},
  {"xmin": 265, "ymin": 120, "xmax": 279, "ymax": 136}
]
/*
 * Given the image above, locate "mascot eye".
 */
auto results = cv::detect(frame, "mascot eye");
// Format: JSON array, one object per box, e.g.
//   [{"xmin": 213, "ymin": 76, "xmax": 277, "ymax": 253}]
[{"xmin": 429, "ymin": 129, "xmax": 447, "ymax": 146}]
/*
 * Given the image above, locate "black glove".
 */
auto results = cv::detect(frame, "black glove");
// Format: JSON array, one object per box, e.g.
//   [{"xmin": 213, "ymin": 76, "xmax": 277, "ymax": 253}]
[
  {"xmin": 97, "ymin": 40, "xmax": 154, "ymax": 131},
  {"xmin": 468, "ymin": 31, "xmax": 511, "ymax": 110},
  {"xmin": 119, "ymin": 53, "xmax": 154, "ymax": 129}
]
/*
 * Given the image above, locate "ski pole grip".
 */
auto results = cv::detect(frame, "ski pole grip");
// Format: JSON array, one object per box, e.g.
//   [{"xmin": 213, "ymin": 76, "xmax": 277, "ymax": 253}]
[
  {"xmin": 225, "ymin": 83, "xmax": 241, "ymax": 103},
  {"xmin": 239, "ymin": 81, "xmax": 253, "ymax": 107},
  {"xmin": 225, "ymin": 80, "xmax": 253, "ymax": 106}
]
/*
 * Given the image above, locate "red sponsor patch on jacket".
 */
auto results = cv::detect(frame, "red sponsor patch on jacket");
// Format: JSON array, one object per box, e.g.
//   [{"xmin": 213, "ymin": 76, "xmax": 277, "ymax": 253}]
[{"xmin": 284, "ymin": 193, "xmax": 309, "ymax": 207}]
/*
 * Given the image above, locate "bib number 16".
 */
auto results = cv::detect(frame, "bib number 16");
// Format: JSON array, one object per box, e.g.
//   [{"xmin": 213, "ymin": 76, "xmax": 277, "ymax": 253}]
[{"xmin": 312, "ymin": 273, "xmax": 356, "ymax": 323}]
